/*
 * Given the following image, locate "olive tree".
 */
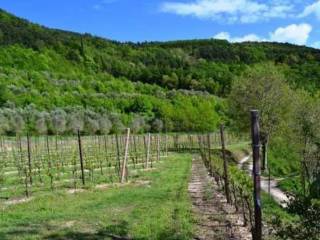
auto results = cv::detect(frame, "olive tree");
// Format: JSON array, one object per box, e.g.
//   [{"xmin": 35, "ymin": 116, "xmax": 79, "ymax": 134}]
[
  {"xmin": 98, "ymin": 114, "xmax": 112, "ymax": 135},
  {"xmin": 129, "ymin": 115, "xmax": 148, "ymax": 134},
  {"xmin": 84, "ymin": 110, "xmax": 99, "ymax": 134},
  {"xmin": 151, "ymin": 118, "xmax": 164, "ymax": 133},
  {"xmin": 228, "ymin": 63, "xmax": 293, "ymax": 170},
  {"xmin": 67, "ymin": 110, "xmax": 84, "ymax": 134},
  {"xmin": 51, "ymin": 109, "xmax": 67, "ymax": 134},
  {"xmin": 109, "ymin": 113, "xmax": 125, "ymax": 134},
  {"xmin": 0, "ymin": 111, "xmax": 10, "ymax": 135},
  {"xmin": 9, "ymin": 110, "xmax": 25, "ymax": 135},
  {"xmin": 35, "ymin": 111, "xmax": 50, "ymax": 135}
]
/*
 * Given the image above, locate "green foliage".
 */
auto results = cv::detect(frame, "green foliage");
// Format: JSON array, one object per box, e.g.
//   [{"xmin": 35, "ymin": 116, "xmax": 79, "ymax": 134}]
[
  {"xmin": 1, "ymin": 9, "xmax": 320, "ymax": 95},
  {"xmin": 228, "ymin": 63, "xmax": 293, "ymax": 135},
  {"xmin": 273, "ymin": 195, "xmax": 320, "ymax": 240},
  {"xmin": 268, "ymin": 137, "xmax": 300, "ymax": 177}
]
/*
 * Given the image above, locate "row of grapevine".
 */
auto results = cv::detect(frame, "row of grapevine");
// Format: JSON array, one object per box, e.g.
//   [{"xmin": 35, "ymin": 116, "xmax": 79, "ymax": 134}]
[
  {"xmin": 0, "ymin": 130, "xmax": 245, "ymax": 201},
  {"xmin": 196, "ymin": 133, "xmax": 256, "ymax": 238},
  {"xmin": 0, "ymin": 131, "xmax": 169, "ymax": 200}
]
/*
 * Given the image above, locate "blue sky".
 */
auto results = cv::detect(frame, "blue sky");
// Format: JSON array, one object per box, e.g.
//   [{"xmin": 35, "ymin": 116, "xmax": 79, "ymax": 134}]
[{"xmin": 0, "ymin": 0, "xmax": 319, "ymax": 48}]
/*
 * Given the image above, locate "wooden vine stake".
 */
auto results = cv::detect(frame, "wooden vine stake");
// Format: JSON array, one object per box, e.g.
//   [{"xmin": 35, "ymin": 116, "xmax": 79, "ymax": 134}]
[
  {"xmin": 145, "ymin": 133, "xmax": 151, "ymax": 169},
  {"xmin": 120, "ymin": 128, "xmax": 130, "ymax": 183},
  {"xmin": 77, "ymin": 129, "xmax": 85, "ymax": 186},
  {"xmin": 115, "ymin": 134, "xmax": 121, "ymax": 176},
  {"xmin": 26, "ymin": 133, "xmax": 33, "ymax": 185},
  {"xmin": 220, "ymin": 124, "xmax": 231, "ymax": 203},
  {"xmin": 157, "ymin": 134, "xmax": 160, "ymax": 162},
  {"xmin": 207, "ymin": 134, "xmax": 213, "ymax": 176},
  {"xmin": 165, "ymin": 134, "xmax": 168, "ymax": 157},
  {"xmin": 250, "ymin": 110, "xmax": 262, "ymax": 240}
]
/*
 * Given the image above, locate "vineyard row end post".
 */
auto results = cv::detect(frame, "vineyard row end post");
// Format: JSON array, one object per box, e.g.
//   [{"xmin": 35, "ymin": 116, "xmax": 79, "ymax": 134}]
[
  {"xmin": 220, "ymin": 124, "xmax": 231, "ymax": 204},
  {"xmin": 77, "ymin": 129, "xmax": 85, "ymax": 186},
  {"xmin": 251, "ymin": 110, "xmax": 262, "ymax": 240},
  {"xmin": 120, "ymin": 128, "xmax": 130, "ymax": 183}
]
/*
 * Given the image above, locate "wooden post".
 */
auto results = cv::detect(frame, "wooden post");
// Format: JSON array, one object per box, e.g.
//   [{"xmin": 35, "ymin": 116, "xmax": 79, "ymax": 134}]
[
  {"xmin": 207, "ymin": 134, "xmax": 213, "ymax": 176},
  {"xmin": 115, "ymin": 134, "xmax": 121, "ymax": 176},
  {"xmin": 157, "ymin": 134, "xmax": 160, "ymax": 162},
  {"xmin": 26, "ymin": 133, "xmax": 33, "ymax": 185},
  {"xmin": 146, "ymin": 133, "xmax": 151, "ymax": 169},
  {"xmin": 77, "ymin": 130, "xmax": 85, "ymax": 185},
  {"xmin": 268, "ymin": 167, "xmax": 271, "ymax": 196},
  {"xmin": 46, "ymin": 135, "xmax": 54, "ymax": 190},
  {"xmin": 132, "ymin": 135, "xmax": 138, "ymax": 168},
  {"xmin": 251, "ymin": 110, "xmax": 262, "ymax": 240},
  {"xmin": 165, "ymin": 134, "xmax": 168, "ymax": 157},
  {"xmin": 103, "ymin": 135, "xmax": 108, "ymax": 166},
  {"xmin": 220, "ymin": 125, "xmax": 231, "ymax": 203},
  {"xmin": 121, "ymin": 128, "xmax": 130, "ymax": 183}
]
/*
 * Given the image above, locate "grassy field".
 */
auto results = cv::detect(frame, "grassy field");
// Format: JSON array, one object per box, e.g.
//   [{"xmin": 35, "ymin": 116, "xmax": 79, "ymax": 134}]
[{"xmin": 0, "ymin": 154, "xmax": 194, "ymax": 240}]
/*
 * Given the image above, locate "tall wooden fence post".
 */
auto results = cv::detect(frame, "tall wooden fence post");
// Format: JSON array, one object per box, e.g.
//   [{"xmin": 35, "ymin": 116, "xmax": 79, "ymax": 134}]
[
  {"xmin": 165, "ymin": 134, "xmax": 168, "ymax": 157},
  {"xmin": 77, "ymin": 129, "xmax": 85, "ymax": 186},
  {"xmin": 220, "ymin": 124, "xmax": 231, "ymax": 203},
  {"xmin": 251, "ymin": 110, "xmax": 262, "ymax": 240},
  {"xmin": 157, "ymin": 134, "xmax": 160, "ymax": 162},
  {"xmin": 207, "ymin": 134, "xmax": 213, "ymax": 176},
  {"xmin": 121, "ymin": 128, "xmax": 130, "ymax": 183},
  {"xmin": 26, "ymin": 133, "xmax": 33, "ymax": 185},
  {"xmin": 146, "ymin": 133, "xmax": 151, "ymax": 169},
  {"xmin": 115, "ymin": 134, "xmax": 121, "ymax": 176}
]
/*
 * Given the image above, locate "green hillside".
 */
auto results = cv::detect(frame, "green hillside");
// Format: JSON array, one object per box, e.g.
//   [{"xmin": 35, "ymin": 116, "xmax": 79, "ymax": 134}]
[
  {"xmin": 0, "ymin": 9, "xmax": 319, "ymax": 239},
  {"xmin": 0, "ymin": 9, "xmax": 320, "ymax": 135}
]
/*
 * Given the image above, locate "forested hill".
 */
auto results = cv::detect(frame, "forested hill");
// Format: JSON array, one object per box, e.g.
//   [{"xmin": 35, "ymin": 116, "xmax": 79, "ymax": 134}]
[{"xmin": 0, "ymin": 8, "xmax": 320, "ymax": 135}]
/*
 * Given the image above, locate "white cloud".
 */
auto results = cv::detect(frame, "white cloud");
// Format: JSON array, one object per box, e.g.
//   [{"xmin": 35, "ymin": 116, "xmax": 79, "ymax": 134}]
[
  {"xmin": 214, "ymin": 32, "xmax": 263, "ymax": 42},
  {"xmin": 214, "ymin": 32, "xmax": 232, "ymax": 40},
  {"xmin": 269, "ymin": 23, "xmax": 312, "ymax": 45},
  {"xmin": 214, "ymin": 23, "xmax": 312, "ymax": 45},
  {"xmin": 161, "ymin": 0, "xmax": 294, "ymax": 23},
  {"xmin": 299, "ymin": 1, "xmax": 320, "ymax": 19}
]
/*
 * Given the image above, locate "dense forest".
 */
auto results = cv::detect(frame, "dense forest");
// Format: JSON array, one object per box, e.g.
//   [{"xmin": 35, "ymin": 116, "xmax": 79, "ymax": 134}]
[{"xmin": 0, "ymin": 8, "xmax": 320, "ymax": 135}]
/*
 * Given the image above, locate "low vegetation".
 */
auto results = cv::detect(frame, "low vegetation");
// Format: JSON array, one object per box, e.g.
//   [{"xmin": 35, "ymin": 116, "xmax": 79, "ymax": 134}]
[{"xmin": 0, "ymin": 154, "xmax": 193, "ymax": 240}]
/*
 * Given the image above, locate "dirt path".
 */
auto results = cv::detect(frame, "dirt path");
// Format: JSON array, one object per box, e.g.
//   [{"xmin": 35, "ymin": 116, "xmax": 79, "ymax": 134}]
[
  {"xmin": 238, "ymin": 156, "xmax": 289, "ymax": 207},
  {"xmin": 188, "ymin": 157, "xmax": 251, "ymax": 240}
]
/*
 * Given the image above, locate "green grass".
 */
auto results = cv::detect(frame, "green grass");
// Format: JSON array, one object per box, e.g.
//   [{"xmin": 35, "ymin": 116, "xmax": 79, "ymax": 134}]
[
  {"xmin": 0, "ymin": 154, "xmax": 194, "ymax": 240},
  {"xmin": 261, "ymin": 192, "xmax": 294, "ymax": 222},
  {"xmin": 278, "ymin": 175, "xmax": 301, "ymax": 194}
]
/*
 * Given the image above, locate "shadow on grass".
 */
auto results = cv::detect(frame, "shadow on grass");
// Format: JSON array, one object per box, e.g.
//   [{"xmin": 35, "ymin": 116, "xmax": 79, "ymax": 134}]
[
  {"xmin": 0, "ymin": 220, "xmax": 189, "ymax": 240},
  {"xmin": 44, "ymin": 222, "xmax": 133, "ymax": 240}
]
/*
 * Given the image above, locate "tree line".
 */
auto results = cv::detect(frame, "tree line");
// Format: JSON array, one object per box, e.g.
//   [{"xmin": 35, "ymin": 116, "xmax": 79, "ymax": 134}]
[{"xmin": 228, "ymin": 63, "xmax": 319, "ymax": 239}]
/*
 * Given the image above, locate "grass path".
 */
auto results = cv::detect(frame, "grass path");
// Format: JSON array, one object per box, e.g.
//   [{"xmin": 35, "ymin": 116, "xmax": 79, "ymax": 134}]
[
  {"xmin": 237, "ymin": 155, "xmax": 289, "ymax": 207},
  {"xmin": 0, "ymin": 154, "xmax": 194, "ymax": 240}
]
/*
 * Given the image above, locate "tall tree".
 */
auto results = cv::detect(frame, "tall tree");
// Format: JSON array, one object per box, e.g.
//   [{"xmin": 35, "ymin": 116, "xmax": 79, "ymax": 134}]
[{"xmin": 228, "ymin": 63, "xmax": 293, "ymax": 170}]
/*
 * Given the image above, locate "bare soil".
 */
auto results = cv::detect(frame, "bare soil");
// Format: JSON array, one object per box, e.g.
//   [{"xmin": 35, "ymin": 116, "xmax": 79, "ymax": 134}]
[{"xmin": 189, "ymin": 157, "xmax": 251, "ymax": 240}]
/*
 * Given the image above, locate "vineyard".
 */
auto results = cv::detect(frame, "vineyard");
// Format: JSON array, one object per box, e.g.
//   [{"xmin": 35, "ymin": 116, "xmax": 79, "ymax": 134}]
[
  {"xmin": 0, "ymin": 124, "xmax": 308, "ymax": 239},
  {"xmin": 0, "ymin": 130, "xmax": 243, "ymax": 202},
  {"xmin": 0, "ymin": 128, "xmax": 312, "ymax": 240},
  {"xmin": 0, "ymin": 130, "xmax": 255, "ymax": 239}
]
